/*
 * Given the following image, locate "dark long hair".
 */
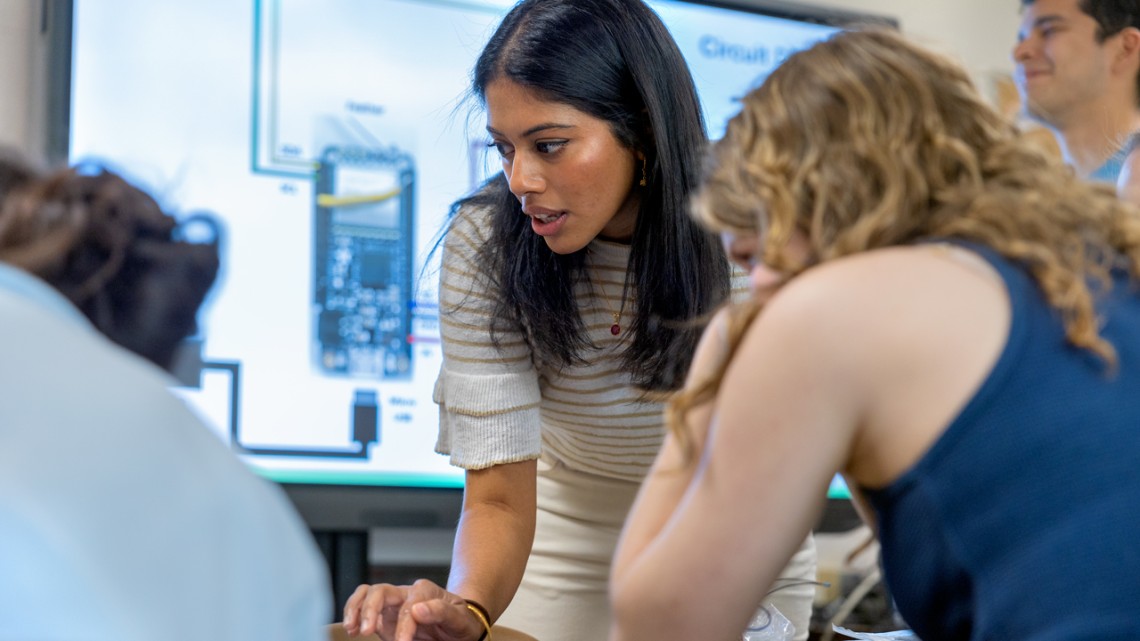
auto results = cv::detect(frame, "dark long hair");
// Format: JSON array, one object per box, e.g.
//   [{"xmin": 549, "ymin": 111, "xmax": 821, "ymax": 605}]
[
  {"xmin": 455, "ymin": 0, "xmax": 730, "ymax": 391},
  {"xmin": 0, "ymin": 148, "xmax": 41, "ymax": 200},
  {"xmin": 0, "ymin": 166, "xmax": 220, "ymax": 372}
]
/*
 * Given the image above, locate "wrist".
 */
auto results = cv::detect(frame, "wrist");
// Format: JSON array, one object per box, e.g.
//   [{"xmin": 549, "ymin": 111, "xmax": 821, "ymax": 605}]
[{"xmin": 464, "ymin": 599, "xmax": 492, "ymax": 641}]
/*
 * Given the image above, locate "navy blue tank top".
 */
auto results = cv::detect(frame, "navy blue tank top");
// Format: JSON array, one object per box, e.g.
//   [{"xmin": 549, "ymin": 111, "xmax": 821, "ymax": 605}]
[{"xmin": 863, "ymin": 243, "xmax": 1140, "ymax": 640}]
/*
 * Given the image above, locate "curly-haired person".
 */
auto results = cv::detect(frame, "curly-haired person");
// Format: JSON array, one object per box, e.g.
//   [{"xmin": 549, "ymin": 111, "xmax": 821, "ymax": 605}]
[{"xmin": 612, "ymin": 29, "xmax": 1140, "ymax": 641}]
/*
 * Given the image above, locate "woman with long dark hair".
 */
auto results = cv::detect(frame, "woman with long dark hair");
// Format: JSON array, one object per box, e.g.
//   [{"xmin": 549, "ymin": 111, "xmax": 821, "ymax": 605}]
[{"xmin": 342, "ymin": 1, "xmax": 816, "ymax": 640}]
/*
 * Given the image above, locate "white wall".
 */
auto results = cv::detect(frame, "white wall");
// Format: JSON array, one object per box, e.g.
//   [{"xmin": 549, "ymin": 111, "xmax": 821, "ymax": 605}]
[
  {"xmin": 813, "ymin": 0, "xmax": 1020, "ymax": 82},
  {"xmin": 0, "ymin": 0, "xmax": 33, "ymax": 152}
]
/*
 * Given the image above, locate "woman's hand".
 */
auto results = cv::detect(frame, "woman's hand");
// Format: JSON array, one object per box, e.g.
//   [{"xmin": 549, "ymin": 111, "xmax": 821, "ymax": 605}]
[{"xmin": 342, "ymin": 579, "xmax": 485, "ymax": 641}]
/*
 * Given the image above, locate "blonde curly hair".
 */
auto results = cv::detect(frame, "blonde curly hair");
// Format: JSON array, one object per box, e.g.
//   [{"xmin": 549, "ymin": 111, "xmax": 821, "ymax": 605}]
[{"xmin": 670, "ymin": 28, "xmax": 1140, "ymax": 445}]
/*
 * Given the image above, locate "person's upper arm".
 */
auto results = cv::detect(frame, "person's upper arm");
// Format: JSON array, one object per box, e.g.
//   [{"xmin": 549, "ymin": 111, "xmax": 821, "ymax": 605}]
[
  {"xmin": 611, "ymin": 307, "xmax": 733, "ymax": 582},
  {"xmin": 434, "ymin": 205, "xmax": 542, "ymax": 469},
  {"xmin": 610, "ymin": 266, "xmax": 869, "ymax": 641},
  {"xmin": 651, "ymin": 306, "xmax": 733, "ymax": 471}
]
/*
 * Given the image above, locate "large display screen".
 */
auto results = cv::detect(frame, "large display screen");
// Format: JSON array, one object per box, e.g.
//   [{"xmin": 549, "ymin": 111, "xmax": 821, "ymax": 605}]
[{"xmin": 64, "ymin": 0, "xmax": 875, "ymax": 494}]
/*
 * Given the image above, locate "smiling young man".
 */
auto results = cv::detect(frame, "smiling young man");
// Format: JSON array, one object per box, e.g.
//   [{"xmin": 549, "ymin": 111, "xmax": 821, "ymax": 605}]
[{"xmin": 1014, "ymin": 0, "xmax": 1140, "ymax": 182}]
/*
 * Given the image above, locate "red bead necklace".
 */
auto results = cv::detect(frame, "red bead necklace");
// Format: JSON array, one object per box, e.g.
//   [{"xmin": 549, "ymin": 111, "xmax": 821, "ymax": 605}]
[{"xmin": 597, "ymin": 279, "xmax": 627, "ymax": 336}]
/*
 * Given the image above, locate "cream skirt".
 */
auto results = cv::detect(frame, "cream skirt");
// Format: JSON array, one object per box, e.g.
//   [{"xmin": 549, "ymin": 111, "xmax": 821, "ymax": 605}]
[{"xmin": 495, "ymin": 456, "xmax": 817, "ymax": 641}]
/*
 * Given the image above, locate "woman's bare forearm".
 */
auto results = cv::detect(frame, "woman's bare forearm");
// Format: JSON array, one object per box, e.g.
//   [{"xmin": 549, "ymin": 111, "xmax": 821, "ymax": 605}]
[
  {"xmin": 446, "ymin": 459, "xmax": 538, "ymax": 621},
  {"xmin": 611, "ymin": 314, "xmax": 724, "ymax": 592}
]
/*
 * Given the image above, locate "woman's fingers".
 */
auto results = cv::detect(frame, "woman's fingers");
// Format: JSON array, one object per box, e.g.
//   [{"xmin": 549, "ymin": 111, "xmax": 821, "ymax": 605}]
[
  {"xmin": 343, "ymin": 583, "xmax": 409, "ymax": 638},
  {"xmin": 342, "ymin": 584, "xmax": 371, "ymax": 633},
  {"xmin": 410, "ymin": 599, "xmax": 482, "ymax": 640},
  {"xmin": 392, "ymin": 579, "xmax": 450, "ymax": 641},
  {"xmin": 343, "ymin": 579, "xmax": 480, "ymax": 641}
]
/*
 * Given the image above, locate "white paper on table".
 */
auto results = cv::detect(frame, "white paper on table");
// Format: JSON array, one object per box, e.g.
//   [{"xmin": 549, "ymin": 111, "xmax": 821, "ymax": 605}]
[{"xmin": 832, "ymin": 626, "xmax": 920, "ymax": 640}]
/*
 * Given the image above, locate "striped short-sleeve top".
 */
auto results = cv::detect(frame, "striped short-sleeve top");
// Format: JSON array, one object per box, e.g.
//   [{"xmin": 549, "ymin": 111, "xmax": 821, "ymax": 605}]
[{"xmin": 433, "ymin": 201, "xmax": 744, "ymax": 483}]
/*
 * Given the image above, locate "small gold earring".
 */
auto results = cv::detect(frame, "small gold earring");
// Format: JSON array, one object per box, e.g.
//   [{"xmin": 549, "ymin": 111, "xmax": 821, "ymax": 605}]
[{"xmin": 639, "ymin": 157, "xmax": 647, "ymax": 187}]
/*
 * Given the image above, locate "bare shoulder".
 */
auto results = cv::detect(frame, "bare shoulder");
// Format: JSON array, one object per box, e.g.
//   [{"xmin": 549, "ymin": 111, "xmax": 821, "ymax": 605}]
[
  {"xmin": 752, "ymin": 244, "xmax": 1008, "ymax": 365},
  {"xmin": 720, "ymin": 245, "xmax": 1011, "ymax": 489}
]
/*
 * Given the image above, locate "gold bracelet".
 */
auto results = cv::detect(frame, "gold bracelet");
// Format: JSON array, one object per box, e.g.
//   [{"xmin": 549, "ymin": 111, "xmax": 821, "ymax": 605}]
[{"xmin": 464, "ymin": 600, "xmax": 492, "ymax": 641}]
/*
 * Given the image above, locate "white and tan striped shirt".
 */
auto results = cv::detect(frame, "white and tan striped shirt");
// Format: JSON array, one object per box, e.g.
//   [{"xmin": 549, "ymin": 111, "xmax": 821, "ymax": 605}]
[{"xmin": 433, "ymin": 202, "xmax": 746, "ymax": 483}]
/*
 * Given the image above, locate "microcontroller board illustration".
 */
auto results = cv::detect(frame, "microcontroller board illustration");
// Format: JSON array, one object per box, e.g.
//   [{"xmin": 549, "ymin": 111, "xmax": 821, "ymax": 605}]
[{"xmin": 313, "ymin": 145, "xmax": 415, "ymax": 379}]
